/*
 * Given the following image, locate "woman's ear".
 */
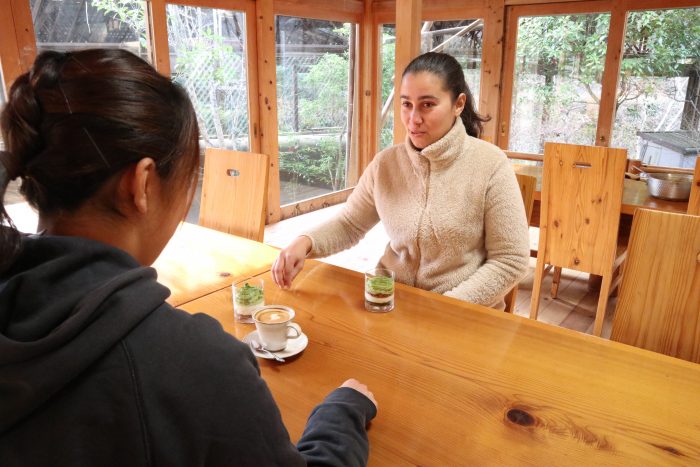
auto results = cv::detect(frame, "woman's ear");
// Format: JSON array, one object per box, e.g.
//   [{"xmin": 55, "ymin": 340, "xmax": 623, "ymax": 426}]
[
  {"xmin": 117, "ymin": 157, "xmax": 157, "ymax": 216},
  {"xmin": 455, "ymin": 93, "xmax": 467, "ymax": 115}
]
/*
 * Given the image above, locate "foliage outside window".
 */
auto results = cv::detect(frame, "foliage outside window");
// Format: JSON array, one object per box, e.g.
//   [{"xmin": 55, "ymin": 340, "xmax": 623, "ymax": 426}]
[
  {"xmin": 379, "ymin": 20, "xmax": 484, "ymax": 151},
  {"xmin": 612, "ymin": 8, "xmax": 700, "ymax": 167},
  {"xmin": 276, "ymin": 16, "xmax": 355, "ymax": 205},
  {"xmin": 166, "ymin": 5, "xmax": 249, "ymax": 151},
  {"xmin": 30, "ymin": 0, "xmax": 151, "ymax": 61},
  {"xmin": 379, "ymin": 25, "xmax": 396, "ymax": 151},
  {"xmin": 509, "ymin": 13, "xmax": 610, "ymax": 154}
]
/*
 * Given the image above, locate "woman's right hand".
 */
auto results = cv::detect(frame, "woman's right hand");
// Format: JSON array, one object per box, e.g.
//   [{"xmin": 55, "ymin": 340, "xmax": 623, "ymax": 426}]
[{"xmin": 272, "ymin": 236, "xmax": 312, "ymax": 289}]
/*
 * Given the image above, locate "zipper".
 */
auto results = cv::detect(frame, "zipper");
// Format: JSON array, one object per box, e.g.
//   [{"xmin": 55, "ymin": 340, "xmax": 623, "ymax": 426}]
[{"xmin": 413, "ymin": 161, "xmax": 430, "ymax": 286}]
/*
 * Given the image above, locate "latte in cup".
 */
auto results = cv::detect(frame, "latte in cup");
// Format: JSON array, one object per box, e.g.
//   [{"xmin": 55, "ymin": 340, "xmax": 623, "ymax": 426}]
[
  {"xmin": 253, "ymin": 305, "xmax": 301, "ymax": 352},
  {"xmin": 255, "ymin": 308, "xmax": 291, "ymax": 324}
]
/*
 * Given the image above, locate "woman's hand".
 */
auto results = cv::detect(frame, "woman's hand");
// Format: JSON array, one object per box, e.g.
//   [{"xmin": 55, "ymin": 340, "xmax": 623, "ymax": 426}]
[
  {"xmin": 271, "ymin": 236, "xmax": 312, "ymax": 289},
  {"xmin": 341, "ymin": 378, "xmax": 378, "ymax": 410}
]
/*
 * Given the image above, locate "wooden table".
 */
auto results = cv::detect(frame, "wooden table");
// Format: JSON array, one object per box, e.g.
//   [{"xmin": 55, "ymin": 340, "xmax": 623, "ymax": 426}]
[
  {"xmin": 180, "ymin": 259, "xmax": 700, "ymax": 466},
  {"xmin": 513, "ymin": 164, "xmax": 688, "ymax": 216},
  {"xmin": 153, "ymin": 222, "xmax": 279, "ymax": 306}
]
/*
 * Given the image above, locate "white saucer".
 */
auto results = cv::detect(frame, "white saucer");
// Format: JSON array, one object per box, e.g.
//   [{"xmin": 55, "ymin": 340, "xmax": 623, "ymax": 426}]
[{"xmin": 243, "ymin": 329, "xmax": 308, "ymax": 360}]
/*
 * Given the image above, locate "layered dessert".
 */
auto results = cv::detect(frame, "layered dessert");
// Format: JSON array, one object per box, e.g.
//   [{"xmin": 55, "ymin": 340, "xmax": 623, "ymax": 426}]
[
  {"xmin": 234, "ymin": 282, "xmax": 264, "ymax": 321},
  {"xmin": 365, "ymin": 275, "xmax": 394, "ymax": 311}
]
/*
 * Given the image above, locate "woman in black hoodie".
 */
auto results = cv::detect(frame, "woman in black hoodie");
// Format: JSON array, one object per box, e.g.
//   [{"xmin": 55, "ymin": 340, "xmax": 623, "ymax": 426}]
[{"xmin": 0, "ymin": 49, "xmax": 376, "ymax": 467}]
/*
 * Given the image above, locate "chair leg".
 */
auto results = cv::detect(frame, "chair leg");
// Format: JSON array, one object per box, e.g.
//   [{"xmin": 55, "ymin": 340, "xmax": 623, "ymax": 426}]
[
  {"xmin": 504, "ymin": 285, "xmax": 518, "ymax": 313},
  {"xmin": 530, "ymin": 256, "xmax": 547, "ymax": 320},
  {"xmin": 550, "ymin": 266, "xmax": 562, "ymax": 298},
  {"xmin": 593, "ymin": 273, "xmax": 614, "ymax": 337}
]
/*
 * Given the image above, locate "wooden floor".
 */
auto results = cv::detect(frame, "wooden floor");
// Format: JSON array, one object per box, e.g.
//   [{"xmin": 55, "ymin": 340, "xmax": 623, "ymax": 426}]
[
  {"xmin": 3, "ymin": 197, "xmax": 616, "ymax": 338},
  {"xmin": 264, "ymin": 203, "xmax": 617, "ymax": 338}
]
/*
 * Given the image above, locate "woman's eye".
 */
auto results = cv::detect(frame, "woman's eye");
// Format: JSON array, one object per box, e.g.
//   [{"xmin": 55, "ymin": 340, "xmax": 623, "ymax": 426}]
[
  {"xmin": 401, "ymin": 101, "xmax": 412, "ymax": 108},
  {"xmin": 423, "ymin": 102, "xmax": 435, "ymax": 108}
]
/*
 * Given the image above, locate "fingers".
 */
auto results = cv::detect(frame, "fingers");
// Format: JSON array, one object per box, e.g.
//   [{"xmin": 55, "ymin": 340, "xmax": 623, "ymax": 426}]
[
  {"xmin": 271, "ymin": 255, "xmax": 285, "ymax": 287},
  {"xmin": 272, "ymin": 236, "xmax": 311, "ymax": 289},
  {"xmin": 340, "ymin": 378, "xmax": 377, "ymax": 409}
]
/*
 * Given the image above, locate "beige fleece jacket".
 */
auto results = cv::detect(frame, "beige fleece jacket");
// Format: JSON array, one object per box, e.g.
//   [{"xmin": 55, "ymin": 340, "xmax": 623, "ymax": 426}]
[{"xmin": 303, "ymin": 118, "xmax": 530, "ymax": 308}]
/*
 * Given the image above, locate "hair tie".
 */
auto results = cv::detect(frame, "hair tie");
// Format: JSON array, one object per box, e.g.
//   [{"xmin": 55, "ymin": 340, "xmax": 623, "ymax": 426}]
[{"xmin": 0, "ymin": 150, "xmax": 22, "ymax": 181}]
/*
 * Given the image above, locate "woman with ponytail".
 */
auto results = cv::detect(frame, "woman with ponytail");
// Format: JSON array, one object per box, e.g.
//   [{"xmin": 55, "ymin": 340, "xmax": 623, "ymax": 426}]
[
  {"xmin": 0, "ymin": 49, "xmax": 376, "ymax": 466},
  {"xmin": 273, "ymin": 52, "xmax": 529, "ymax": 309}
]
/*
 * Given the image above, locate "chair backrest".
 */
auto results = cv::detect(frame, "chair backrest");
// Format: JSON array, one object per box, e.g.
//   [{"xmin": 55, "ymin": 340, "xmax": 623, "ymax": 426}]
[
  {"xmin": 611, "ymin": 209, "xmax": 700, "ymax": 363},
  {"xmin": 540, "ymin": 142, "xmax": 627, "ymax": 275},
  {"xmin": 199, "ymin": 148, "xmax": 269, "ymax": 242},
  {"xmin": 688, "ymin": 157, "xmax": 700, "ymax": 216},
  {"xmin": 515, "ymin": 173, "xmax": 536, "ymax": 225}
]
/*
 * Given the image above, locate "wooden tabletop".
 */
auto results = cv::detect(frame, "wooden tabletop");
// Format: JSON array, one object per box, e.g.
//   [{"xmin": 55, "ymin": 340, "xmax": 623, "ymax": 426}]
[
  {"xmin": 180, "ymin": 259, "xmax": 700, "ymax": 466},
  {"xmin": 152, "ymin": 222, "xmax": 279, "ymax": 306},
  {"xmin": 513, "ymin": 164, "xmax": 688, "ymax": 215}
]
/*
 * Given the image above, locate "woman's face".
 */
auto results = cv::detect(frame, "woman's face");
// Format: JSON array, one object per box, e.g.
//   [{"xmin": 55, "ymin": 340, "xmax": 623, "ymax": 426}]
[{"xmin": 399, "ymin": 71, "xmax": 466, "ymax": 149}]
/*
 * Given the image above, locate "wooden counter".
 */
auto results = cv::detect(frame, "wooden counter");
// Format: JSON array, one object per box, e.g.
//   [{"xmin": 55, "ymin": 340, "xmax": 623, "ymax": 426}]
[{"xmin": 513, "ymin": 164, "xmax": 688, "ymax": 216}]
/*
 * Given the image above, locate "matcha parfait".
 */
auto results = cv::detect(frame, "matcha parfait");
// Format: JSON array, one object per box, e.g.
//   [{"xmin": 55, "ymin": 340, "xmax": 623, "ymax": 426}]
[
  {"xmin": 364, "ymin": 268, "xmax": 395, "ymax": 312},
  {"xmin": 233, "ymin": 279, "xmax": 265, "ymax": 323}
]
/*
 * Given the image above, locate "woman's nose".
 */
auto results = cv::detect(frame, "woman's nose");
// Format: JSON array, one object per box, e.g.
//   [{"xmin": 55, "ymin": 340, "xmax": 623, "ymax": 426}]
[{"xmin": 410, "ymin": 110, "xmax": 422, "ymax": 124}]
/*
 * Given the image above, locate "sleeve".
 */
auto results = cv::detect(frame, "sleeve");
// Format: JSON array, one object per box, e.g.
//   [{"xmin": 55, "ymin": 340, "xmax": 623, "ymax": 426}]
[
  {"xmin": 130, "ymin": 308, "xmax": 303, "ymax": 466},
  {"xmin": 444, "ymin": 158, "xmax": 530, "ymax": 306},
  {"xmin": 303, "ymin": 157, "xmax": 382, "ymax": 258},
  {"xmin": 297, "ymin": 387, "xmax": 377, "ymax": 467}
]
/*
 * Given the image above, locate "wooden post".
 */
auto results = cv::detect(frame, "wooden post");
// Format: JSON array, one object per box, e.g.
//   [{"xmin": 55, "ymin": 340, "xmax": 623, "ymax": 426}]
[
  {"xmin": 10, "ymin": 0, "xmax": 36, "ymax": 73},
  {"xmin": 256, "ymin": 0, "xmax": 281, "ymax": 223},
  {"xmin": 149, "ymin": 0, "xmax": 171, "ymax": 77},
  {"xmin": 595, "ymin": 3, "xmax": 627, "ymax": 147},
  {"xmin": 480, "ymin": 0, "xmax": 506, "ymax": 144},
  {"xmin": 393, "ymin": 0, "xmax": 422, "ymax": 144},
  {"xmin": 244, "ymin": 3, "xmax": 262, "ymax": 154},
  {"xmin": 0, "ymin": 1, "xmax": 23, "ymax": 91},
  {"xmin": 358, "ymin": 0, "xmax": 378, "ymax": 172}
]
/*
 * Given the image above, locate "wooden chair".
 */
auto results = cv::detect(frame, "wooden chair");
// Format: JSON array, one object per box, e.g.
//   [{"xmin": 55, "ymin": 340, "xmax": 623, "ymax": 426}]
[
  {"xmin": 503, "ymin": 173, "xmax": 537, "ymax": 313},
  {"xmin": 610, "ymin": 209, "xmax": 700, "ymax": 363},
  {"xmin": 529, "ymin": 142, "xmax": 628, "ymax": 336},
  {"xmin": 199, "ymin": 148, "xmax": 269, "ymax": 242},
  {"xmin": 688, "ymin": 157, "xmax": 700, "ymax": 216}
]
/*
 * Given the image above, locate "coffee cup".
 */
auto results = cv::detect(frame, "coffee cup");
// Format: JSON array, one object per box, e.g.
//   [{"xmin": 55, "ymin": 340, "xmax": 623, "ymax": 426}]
[{"xmin": 253, "ymin": 305, "xmax": 301, "ymax": 351}]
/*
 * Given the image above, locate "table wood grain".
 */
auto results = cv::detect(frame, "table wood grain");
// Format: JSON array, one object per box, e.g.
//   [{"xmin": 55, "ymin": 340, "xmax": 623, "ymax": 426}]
[
  {"xmin": 180, "ymin": 259, "xmax": 700, "ymax": 466},
  {"xmin": 153, "ymin": 222, "xmax": 279, "ymax": 306}
]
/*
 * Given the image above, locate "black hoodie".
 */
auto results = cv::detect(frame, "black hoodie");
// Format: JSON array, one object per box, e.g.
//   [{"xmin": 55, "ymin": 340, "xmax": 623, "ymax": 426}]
[{"xmin": 0, "ymin": 234, "xmax": 376, "ymax": 466}]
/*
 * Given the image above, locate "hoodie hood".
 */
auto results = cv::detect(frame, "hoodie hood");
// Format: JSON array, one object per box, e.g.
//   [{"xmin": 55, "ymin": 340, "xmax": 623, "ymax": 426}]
[{"xmin": 0, "ymin": 234, "xmax": 169, "ymax": 433}]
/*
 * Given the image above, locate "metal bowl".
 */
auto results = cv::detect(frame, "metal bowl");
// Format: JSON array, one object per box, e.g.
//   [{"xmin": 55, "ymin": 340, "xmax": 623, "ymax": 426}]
[{"xmin": 646, "ymin": 173, "xmax": 693, "ymax": 201}]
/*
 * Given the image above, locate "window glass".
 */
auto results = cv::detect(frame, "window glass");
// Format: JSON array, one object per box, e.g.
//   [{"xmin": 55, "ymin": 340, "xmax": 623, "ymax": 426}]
[
  {"xmin": 509, "ymin": 13, "xmax": 610, "ymax": 153},
  {"xmin": 276, "ymin": 16, "xmax": 355, "ymax": 205},
  {"xmin": 420, "ymin": 19, "xmax": 482, "ymax": 104},
  {"xmin": 31, "ymin": 0, "xmax": 151, "ymax": 62},
  {"xmin": 379, "ymin": 20, "xmax": 483, "ymax": 150},
  {"xmin": 379, "ymin": 24, "xmax": 395, "ymax": 151},
  {"xmin": 167, "ymin": 5, "xmax": 249, "ymax": 151},
  {"xmin": 612, "ymin": 7, "xmax": 700, "ymax": 168}
]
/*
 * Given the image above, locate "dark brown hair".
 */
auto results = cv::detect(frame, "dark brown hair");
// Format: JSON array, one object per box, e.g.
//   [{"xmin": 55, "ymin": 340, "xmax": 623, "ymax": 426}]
[
  {"xmin": 0, "ymin": 49, "xmax": 200, "ymax": 272},
  {"xmin": 403, "ymin": 52, "xmax": 489, "ymax": 138}
]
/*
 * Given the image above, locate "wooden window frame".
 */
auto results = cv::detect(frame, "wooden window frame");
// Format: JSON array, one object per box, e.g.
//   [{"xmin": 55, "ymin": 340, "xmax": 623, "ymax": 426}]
[{"xmin": 498, "ymin": 0, "xmax": 700, "ymax": 159}]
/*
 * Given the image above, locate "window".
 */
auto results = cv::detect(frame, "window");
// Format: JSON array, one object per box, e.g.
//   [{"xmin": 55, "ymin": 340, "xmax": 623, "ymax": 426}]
[
  {"xmin": 167, "ymin": 5, "xmax": 249, "ymax": 151},
  {"xmin": 379, "ymin": 20, "xmax": 483, "ymax": 150},
  {"xmin": 509, "ymin": 13, "xmax": 610, "ymax": 154},
  {"xmin": 30, "ymin": 0, "xmax": 151, "ymax": 62},
  {"xmin": 275, "ymin": 16, "xmax": 356, "ymax": 205},
  {"xmin": 612, "ymin": 7, "xmax": 700, "ymax": 168},
  {"xmin": 379, "ymin": 24, "xmax": 395, "ymax": 150},
  {"xmin": 421, "ymin": 20, "xmax": 483, "ymax": 105}
]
